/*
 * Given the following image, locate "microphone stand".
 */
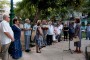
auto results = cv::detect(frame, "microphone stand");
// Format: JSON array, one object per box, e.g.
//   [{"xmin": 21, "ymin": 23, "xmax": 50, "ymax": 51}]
[{"xmin": 63, "ymin": 34, "xmax": 73, "ymax": 54}]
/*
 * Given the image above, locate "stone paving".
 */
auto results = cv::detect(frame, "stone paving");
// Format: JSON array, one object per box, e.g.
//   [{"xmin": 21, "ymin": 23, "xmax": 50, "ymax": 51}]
[
  {"xmin": 3, "ymin": 40, "xmax": 89, "ymax": 60},
  {"xmin": 0, "ymin": 31, "xmax": 90, "ymax": 60}
]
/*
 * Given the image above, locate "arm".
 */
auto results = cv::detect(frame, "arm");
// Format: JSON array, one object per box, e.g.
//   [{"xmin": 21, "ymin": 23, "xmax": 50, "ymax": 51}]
[
  {"xmin": 24, "ymin": 28, "xmax": 32, "ymax": 31},
  {"xmin": 24, "ymin": 24, "xmax": 32, "ymax": 31},
  {"xmin": 37, "ymin": 27, "xmax": 43, "ymax": 36},
  {"xmin": 4, "ymin": 32, "xmax": 14, "ymax": 41},
  {"xmin": 75, "ymin": 25, "xmax": 80, "ymax": 36},
  {"xmin": 85, "ymin": 27, "xmax": 87, "ymax": 32},
  {"xmin": 1, "ymin": 22, "xmax": 14, "ymax": 42}
]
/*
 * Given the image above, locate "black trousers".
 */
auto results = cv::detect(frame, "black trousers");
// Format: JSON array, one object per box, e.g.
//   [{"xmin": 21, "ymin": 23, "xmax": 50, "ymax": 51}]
[
  {"xmin": 47, "ymin": 35, "xmax": 53, "ymax": 45},
  {"xmin": 56, "ymin": 34, "xmax": 61, "ymax": 42},
  {"xmin": 64, "ymin": 32, "xmax": 68, "ymax": 40}
]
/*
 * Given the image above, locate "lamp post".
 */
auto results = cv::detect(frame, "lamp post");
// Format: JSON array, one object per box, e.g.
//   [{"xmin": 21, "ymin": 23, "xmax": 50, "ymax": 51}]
[{"xmin": 10, "ymin": 0, "xmax": 14, "ymax": 26}]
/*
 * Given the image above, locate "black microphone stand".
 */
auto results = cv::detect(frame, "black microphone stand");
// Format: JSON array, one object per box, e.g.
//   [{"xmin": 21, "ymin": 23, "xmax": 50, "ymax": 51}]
[{"xmin": 63, "ymin": 33, "xmax": 73, "ymax": 54}]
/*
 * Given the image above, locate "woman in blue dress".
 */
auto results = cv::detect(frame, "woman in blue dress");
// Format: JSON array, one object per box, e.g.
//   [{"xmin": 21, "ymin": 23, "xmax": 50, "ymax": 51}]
[
  {"xmin": 8, "ymin": 19, "xmax": 22, "ymax": 59},
  {"xmin": 35, "ymin": 20, "xmax": 43, "ymax": 53}
]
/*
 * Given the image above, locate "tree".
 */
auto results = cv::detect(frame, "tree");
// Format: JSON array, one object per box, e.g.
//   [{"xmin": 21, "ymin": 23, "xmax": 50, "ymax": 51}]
[
  {"xmin": 82, "ymin": 0, "xmax": 90, "ymax": 17},
  {"xmin": 15, "ymin": 0, "xmax": 84, "ymax": 22},
  {"xmin": 0, "ymin": 0, "xmax": 9, "ymax": 9}
]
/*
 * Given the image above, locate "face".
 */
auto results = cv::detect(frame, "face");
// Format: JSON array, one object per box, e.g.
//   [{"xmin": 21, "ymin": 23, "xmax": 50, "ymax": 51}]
[
  {"xmin": 42, "ymin": 20, "xmax": 47, "ymax": 24},
  {"xmin": 15, "ymin": 20, "xmax": 20, "ymax": 25},
  {"xmin": 28, "ymin": 20, "xmax": 30, "ymax": 23},
  {"xmin": 26, "ymin": 20, "xmax": 30, "ymax": 24},
  {"xmin": 6, "ymin": 16, "xmax": 10, "ymax": 22},
  {"xmin": 17, "ymin": 20, "xmax": 20, "ymax": 24}
]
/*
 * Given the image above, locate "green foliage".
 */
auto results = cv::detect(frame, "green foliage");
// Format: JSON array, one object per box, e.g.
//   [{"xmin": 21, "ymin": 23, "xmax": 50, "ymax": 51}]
[
  {"xmin": 0, "ymin": 0, "xmax": 9, "ymax": 8},
  {"xmin": 82, "ymin": 0, "xmax": 90, "ymax": 17},
  {"xmin": 14, "ymin": 0, "xmax": 85, "ymax": 21},
  {"xmin": 82, "ymin": 31, "xmax": 86, "ymax": 38}
]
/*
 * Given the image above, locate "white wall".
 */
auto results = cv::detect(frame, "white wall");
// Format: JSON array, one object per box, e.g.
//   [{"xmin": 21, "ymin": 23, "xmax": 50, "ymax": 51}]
[
  {"xmin": 68, "ymin": 11, "xmax": 82, "ymax": 18},
  {"xmin": 3, "ymin": 5, "xmax": 10, "ymax": 15}
]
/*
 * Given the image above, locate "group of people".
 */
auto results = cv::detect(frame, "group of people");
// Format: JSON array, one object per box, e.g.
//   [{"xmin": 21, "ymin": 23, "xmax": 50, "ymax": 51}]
[
  {"xmin": 32, "ymin": 18, "xmax": 82, "ymax": 53},
  {"xmin": 0, "ymin": 14, "xmax": 83, "ymax": 60},
  {"xmin": 33, "ymin": 20, "xmax": 63, "ymax": 53},
  {"xmin": 0, "ymin": 15, "xmax": 22, "ymax": 60}
]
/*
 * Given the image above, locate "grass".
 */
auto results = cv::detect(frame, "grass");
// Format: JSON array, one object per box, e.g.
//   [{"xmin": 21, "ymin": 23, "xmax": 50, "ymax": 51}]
[{"xmin": 82, "ymin": 31, "xmax": 86, "ymax": 38}]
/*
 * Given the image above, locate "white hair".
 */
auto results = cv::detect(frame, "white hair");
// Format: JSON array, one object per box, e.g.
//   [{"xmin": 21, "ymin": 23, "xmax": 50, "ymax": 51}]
[{"xmin": 3, "ymin": 14, "xmax": 9, "ymax": 20}]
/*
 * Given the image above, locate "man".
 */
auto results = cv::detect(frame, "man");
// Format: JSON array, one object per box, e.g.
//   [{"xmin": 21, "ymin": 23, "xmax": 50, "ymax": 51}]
[
  {"xmin": 24, "ymin": 19, "xmax": 32, "ymax": 52},
  {"xmin": 57, "ymin": 21, "xmax": 63, "ymax": 42},
  {"xmin": 47, "ymin": 21, "xmax": 54, "ymax": 45},
  {"xmin": 41, "ymin": 20, "xmax": 48, "ymax": 46},
  {"xmin": 0, "ymin": 14, "xmax": 14, "ymax": 60},
  {"xmin": 86, "ymin": 23, "xmax": 90, "ymax": 40}
]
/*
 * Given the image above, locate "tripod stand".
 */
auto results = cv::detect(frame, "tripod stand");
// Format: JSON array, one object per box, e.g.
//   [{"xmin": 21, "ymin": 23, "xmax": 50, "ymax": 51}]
[{"xmin": 63, "ymin": 37, "xmax": 73, "ymax": 54}]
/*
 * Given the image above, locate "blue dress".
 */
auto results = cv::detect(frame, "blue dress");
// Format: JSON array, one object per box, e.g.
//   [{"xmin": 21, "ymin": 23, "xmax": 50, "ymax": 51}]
[
  {"xmin": 8, "ymin": 25, "xmax": 22, "ymax": 59},
  {"xmin": 35, "ymin": 26, "xmax": 43, "ymax": 48}
]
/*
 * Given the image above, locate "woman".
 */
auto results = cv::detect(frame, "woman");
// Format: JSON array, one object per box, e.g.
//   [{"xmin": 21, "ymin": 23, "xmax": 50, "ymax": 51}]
[
  {"xmin": 8, "ymin": 19, "xmax": 22, "ymax": 59},
  {"xmin": 35, "ymin": 20, "xmax": 43, "ymax": 53},
  {"xmin": 74, "ymin": 18, "xmax": 82, "ymax": 53}
]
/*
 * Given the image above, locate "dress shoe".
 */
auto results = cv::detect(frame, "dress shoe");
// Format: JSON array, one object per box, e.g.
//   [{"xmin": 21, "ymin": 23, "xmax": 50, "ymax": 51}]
[{"xmin": 25, "ymin": 50, "xmax": 30, "ymax": 52}]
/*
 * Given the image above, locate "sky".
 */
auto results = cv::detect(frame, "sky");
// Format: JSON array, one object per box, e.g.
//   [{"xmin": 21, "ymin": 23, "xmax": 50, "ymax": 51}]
[{"xmin": 7, "ymin": 0, "xmax": 22, "ymax": 4}]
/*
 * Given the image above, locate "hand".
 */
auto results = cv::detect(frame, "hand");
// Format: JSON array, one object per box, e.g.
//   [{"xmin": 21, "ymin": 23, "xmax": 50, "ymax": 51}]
[
  {"xmin": 29, "ymin": 28, "xmax": 32, "ymax": 30},
  {"xmin": 74, "ymin": 36, "xmax": 77, "ymax": 38},
  {"xmin": 11, "ymin": 38, "xmax": 14, "ymax": 42}
]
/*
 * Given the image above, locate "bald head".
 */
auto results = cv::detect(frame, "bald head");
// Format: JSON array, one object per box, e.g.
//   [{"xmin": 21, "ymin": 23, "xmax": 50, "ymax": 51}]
[
  {"xmin": 3, "ymin": 15, "xmax": 7, "ymax": 19},
  {"xmin": 3, "ymin": 14, "xmax": 10, "ymax": 22}
]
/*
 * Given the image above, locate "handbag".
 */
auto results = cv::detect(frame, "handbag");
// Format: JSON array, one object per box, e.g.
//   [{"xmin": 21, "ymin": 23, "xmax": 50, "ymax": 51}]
[{"xmin": 73, "ymin": 36, "xmax": 80, "ymax": 42}]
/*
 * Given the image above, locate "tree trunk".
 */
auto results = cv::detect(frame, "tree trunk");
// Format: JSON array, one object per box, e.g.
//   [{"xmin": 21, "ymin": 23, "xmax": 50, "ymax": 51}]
[{"xmin": 33, "ymin": 9, "xmax": 41, "ymax": 23}]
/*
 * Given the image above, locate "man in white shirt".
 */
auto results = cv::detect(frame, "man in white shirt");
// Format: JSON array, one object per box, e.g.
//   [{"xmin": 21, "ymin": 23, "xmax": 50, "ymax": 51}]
[
  {"xmin": 47, "ymin": 21, "xmax": 54, "ymax": 45},
  {"xmin": 0, "ymin": 14, "xmax": 14, "ymax": 60},
  {"xmin": 41, "ymin": 20, "xmax": 48, "ymax": 47},
  {"xmin": 57, "ymin": 21, "xmax": 63, "ymax": 42},
  {"xmin": 24, "ymin": 19, "xmax": 32, "ymax": 52}
]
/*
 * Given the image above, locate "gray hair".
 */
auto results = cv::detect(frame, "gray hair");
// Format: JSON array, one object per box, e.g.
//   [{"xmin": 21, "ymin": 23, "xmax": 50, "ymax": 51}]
[
  {"xmin": 3, "ymin": 14, "xmax": 9, "ymax": 20},
  {"xmin": 25, "ymin": 18, "xmax": 29, "ymax": 21}
]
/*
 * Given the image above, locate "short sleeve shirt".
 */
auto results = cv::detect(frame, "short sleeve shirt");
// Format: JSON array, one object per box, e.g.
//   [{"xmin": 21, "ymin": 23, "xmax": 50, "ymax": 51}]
[
  {"xmin": 0, "ymin": 20, "xmax": 14, "ymax": 45},
  {"xmin": 24, "ymin": 23, "xmax": 31, "ymax": 35}
]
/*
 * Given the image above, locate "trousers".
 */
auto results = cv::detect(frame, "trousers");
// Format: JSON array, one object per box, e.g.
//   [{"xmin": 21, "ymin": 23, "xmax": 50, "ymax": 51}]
[{"xmin": 1, "ymin": 43, "xmax": 10, "ymax": 60}]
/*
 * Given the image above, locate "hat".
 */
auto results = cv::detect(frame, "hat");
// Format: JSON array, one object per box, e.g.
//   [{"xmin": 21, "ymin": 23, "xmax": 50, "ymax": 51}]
[
  {"xmin": 37, "ymin": 20, "xmax": 41, "ymax": 23},
  {"xmin": 25, "ymin": 18, "xmax": 29, "ymax": 21}
]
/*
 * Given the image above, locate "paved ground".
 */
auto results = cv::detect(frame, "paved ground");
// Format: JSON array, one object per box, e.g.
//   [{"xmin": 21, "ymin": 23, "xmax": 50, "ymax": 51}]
[
  {"xmin": 5, "ymin": 40, "xmax": 90, "ymax": 60},
  {"xmin": 0, "ymin": 31, "xmax": 90, "ymax": 60}
]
